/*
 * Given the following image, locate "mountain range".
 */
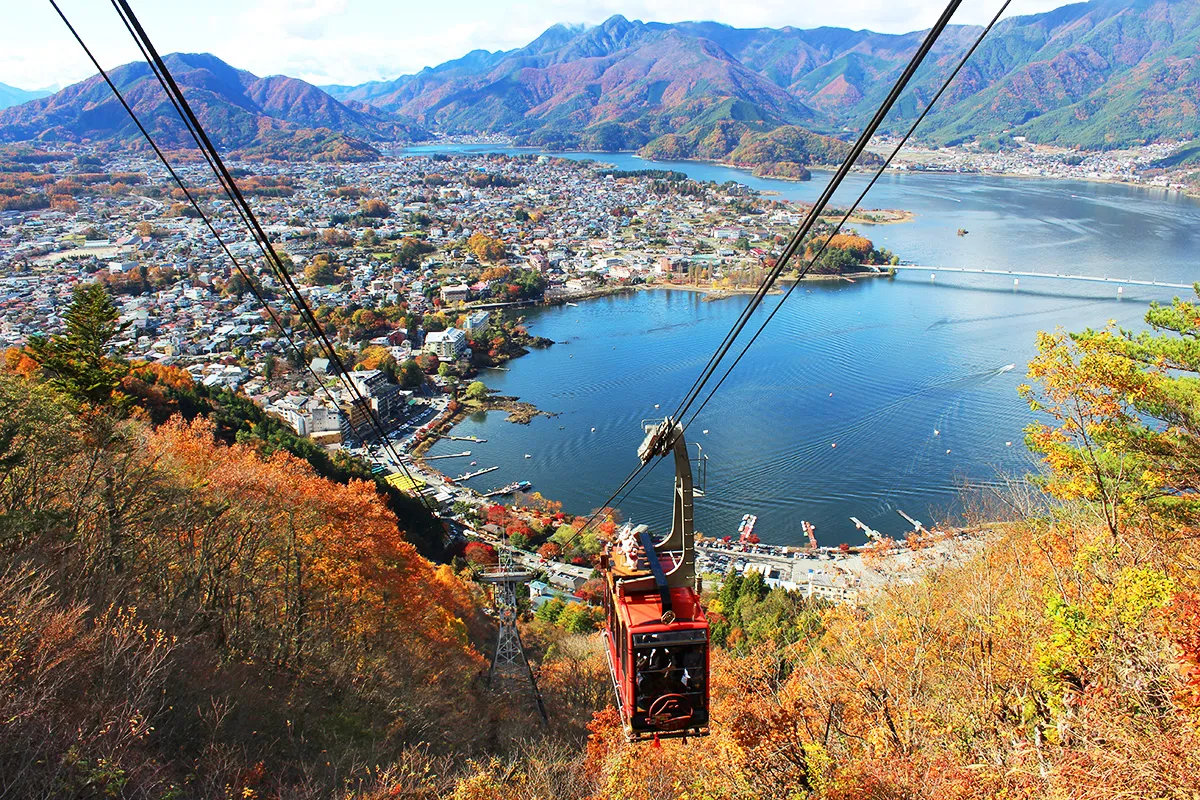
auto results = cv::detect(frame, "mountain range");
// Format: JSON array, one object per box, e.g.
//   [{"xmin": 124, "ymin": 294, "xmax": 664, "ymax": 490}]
[
  {"xmin": 2, "ymin": 0, "xmax": 1197, "ymax": 161},
  {"xmin": 0, "ymin": 82, "xmax": 54, "ymax": 111},
  {"xmin": 323, "ymin": 0, "xmax": 1200, "ymax": 151},
  {"xmin": 0, "ymin": 53, "xmax": 426, "ymax": 161}
]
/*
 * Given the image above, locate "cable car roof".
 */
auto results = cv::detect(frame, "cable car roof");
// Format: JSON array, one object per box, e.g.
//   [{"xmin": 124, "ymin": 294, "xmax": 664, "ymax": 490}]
[{"xmin": 617, "ymin": 586, "xmax": 707, "ymax": 629}]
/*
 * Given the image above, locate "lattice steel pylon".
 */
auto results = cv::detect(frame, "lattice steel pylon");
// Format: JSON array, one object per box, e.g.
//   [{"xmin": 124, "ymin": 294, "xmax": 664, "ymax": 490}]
[{"xmin": 480, "ymin": 546, "xmax": 548, "ymax": 725}]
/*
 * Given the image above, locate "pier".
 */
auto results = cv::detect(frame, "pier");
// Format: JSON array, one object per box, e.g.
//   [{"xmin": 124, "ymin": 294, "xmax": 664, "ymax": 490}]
[
  {"xmin": 455, "ymin": 465, "xmax": 499, "ymax": 482},
  {"xmin": 424, "ymin": 450, "xmax": 471, "ymax": 460},
  {"xmin": 850, "ymin": 516, "xmax": 882, "ymax": 541},
  {"xmin": 445, "ymin": 435, "xmax": 487, "ymax": 442},
  {"xmin": 870, "ymin": 264, "xmax": 1192, "ymax": 290},
  {"xmin": 897, "ymin": 509, "xmax": 929, "ymax": 535},
  {"xmin": 481, "ymin": 480, "xmax": 532, "ymax": 498}
]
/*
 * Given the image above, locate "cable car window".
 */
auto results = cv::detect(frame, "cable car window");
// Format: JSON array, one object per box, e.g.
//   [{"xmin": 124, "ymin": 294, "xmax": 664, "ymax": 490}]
[
  {"xmin": 633, "ymin": 630, "xmax": 707, "ymax": 647},
  {"xmin": 618, "ymin": 618, "xmax": 628, "ymax": 677},
  {"xmin": 633, "ymin": 643, "xmax": 707, "ymax": 723}
]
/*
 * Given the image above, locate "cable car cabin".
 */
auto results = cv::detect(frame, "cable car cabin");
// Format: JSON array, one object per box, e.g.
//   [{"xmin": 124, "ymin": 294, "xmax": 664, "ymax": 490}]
[
  {"xmin": 600, "ymin": 419, "xmax": 710, "ymax": 741},
  {"xmin": 602, "ymin": 565, "xmax": 709, "ymax": 739}
]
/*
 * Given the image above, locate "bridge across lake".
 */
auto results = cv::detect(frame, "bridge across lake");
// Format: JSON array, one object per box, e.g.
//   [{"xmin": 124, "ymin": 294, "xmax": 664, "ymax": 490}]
[{"xmin": 872, "ymin": 264, "xmax": 1193, "ymax": 290}]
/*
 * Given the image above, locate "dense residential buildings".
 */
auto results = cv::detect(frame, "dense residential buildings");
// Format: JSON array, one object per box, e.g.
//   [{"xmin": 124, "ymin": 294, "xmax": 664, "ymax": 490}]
[{"xmin": 0, "ymin": 147, "xmax": 847, "ymax": 455}]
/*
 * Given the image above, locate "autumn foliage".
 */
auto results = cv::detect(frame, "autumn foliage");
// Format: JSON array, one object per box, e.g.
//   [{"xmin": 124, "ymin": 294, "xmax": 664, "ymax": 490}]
[
  {"xmin": 147, "ymin": 416, "xmax": 480, "ymax": 672},
  {"xmin": 825, "ymin": 233, "xmax": 873, "ymax": 257},
  {"xmin": 6, "ymin": 284, "xmax": 1200, "ymax": 798},
  {"xmin": 0, "ymin": 369, "xmax": 486, "ymax": 797}
]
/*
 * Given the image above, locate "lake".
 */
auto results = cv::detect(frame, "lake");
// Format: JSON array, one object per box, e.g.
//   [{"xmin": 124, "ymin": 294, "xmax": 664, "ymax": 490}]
[{"xmin": 413, "ymin": 145, "xmax": 1200, "ymax": 546}]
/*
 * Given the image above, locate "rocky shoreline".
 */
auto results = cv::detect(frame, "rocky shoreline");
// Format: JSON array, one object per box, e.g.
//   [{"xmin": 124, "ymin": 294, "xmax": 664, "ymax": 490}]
[{"xmin": 473, "ymin": 394, "xmax": 558, "ymax": 425}]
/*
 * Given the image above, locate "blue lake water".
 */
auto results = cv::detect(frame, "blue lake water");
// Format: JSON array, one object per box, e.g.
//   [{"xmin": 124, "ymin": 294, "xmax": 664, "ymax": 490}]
[{"xmin": 412, "ymin": 145, "xmax": 1200, "ymax": 546}]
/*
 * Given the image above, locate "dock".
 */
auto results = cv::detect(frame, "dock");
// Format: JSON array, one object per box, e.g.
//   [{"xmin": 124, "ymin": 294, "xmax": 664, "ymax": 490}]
[
  {"xmin": 481, "ymin": 480, "xmax": 532, "ymax": 498},
  {"xmin": 850, "ymin": 516, "xmax": 882, "ymax": 540},
  {"xmin": 455, "ymin": 466, "xmax": 499, "ymax": 482},
  {"xmin": 737, "ymin": 514, "xmax": 759, "ymax": 544},
  {"xmin": 424, "ymin": 450, "xmax": 471, "ymax": 460},
  {"xmin": 445, "ymin": 435, "xmax": 487, "ymax": 443},
  {"xmin": 896, "ymin": 509, "xmax": 929, "ymax": 535}
]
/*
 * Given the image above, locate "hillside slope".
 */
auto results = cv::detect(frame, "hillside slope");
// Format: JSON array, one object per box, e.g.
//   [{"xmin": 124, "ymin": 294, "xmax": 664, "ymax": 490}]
[
  {"xmin": 0, "ymin": 53, "xmax": 427, "ymax": 160},
  {"xmin": 3, "ymin": 1, "xmax": 1196, "ymax": 158},
  {"xmin": 0, "ymin": 360, "xmax": 491, "ymax": 797},
  {"xmin": 326, "ymin": 0, "xmax": 1200, "ymax": 150},
  {"xmin": 915, "ymin": 0, "xmax": 1200, "ymax": 147},
  {"xmin": 0, "ymin": 81, "xmax": 52, "ymax": 110}
]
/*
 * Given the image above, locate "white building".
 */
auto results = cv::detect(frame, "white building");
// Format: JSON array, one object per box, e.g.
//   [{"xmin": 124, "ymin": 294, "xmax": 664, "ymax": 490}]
[
  {"xmin": 593, "ymin": 255, "xmax": 623, "ymax": 270},
  {"xmin": 801, "ymin": 571, "xmax": 859, "ymax": 604},
  {"xmin": 464, "ymin": 310, "xmax": 491, "ymax": 331},
  {"xmin": 712, "ymin": 227, "xmax": 745, "ymax": 240},
  {"xmin": 424, "ymin": 327, "xmax": 468, "ymax": 360}
]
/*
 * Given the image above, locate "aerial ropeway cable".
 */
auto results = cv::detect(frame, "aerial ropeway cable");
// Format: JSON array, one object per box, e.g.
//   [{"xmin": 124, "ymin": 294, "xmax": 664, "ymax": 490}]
[
  {"xmin": 568, "ymin": 0, "xmax": 978, "ymax": 545},
  {"xmin": 50, "ymin": 0, "xmax": 440, "ymax": 516},
  {"xmin": 46, "ymin": 0, "xmax": 346, "ymax": 423},
  {"xmin": 665, "ymin": 0, "xmax": 968, "ymax": 430},
  {"xmin": 113, "ymin": 0, "xmax": 438, "ymax": 513},
  {"xmin": 600, "ymin": 0, "xmax": 1017, "ymax": 520},
  {"xmin": 53, "ymin": 0, "xmax": 1014, "ymax": 742},
  {"xmin": 678, "ymin": 0, "xmax": 1018, "ymax": 433}
]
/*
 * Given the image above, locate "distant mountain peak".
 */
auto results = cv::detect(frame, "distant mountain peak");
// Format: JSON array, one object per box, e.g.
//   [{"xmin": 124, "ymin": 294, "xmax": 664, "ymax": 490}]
[
  {"xmin": 0, "ymin": 81, "xmax": 55, "ymax": 111},
  {"xmin": 3, "ymin": 0, "xmax": 1196, "ymax": 155},
  {"xmin": 0, "ymin": 51, "xmax": 427, "ymax": 159}
]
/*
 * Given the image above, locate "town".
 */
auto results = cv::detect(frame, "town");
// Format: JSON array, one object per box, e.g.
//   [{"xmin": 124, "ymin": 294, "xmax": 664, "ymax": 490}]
[
  {"xmin": 1, "ymin": 147, "xmax": 898, "ymax": 453},
  {"xmin": 879, "ymin": 136, "xmax": 1199, "ymax": 192}
]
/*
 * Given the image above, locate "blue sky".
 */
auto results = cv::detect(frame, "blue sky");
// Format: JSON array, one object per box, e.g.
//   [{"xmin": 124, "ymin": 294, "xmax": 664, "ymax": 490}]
[{"xmin": 5, "ymin": 0, "xmax": 1073, "ymax": 91}]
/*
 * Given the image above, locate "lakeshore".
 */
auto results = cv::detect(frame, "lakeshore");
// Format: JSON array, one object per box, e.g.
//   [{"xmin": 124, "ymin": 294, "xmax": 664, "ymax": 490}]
[
  {"xmin": 394, "ymin": 389, "xmax": 985, "ymax": 604},
  {"xmin": 411, "ymin": 138, "xmax": 1200, "ymax": 198},
  {"xmin": 10, "ymin": 143, "xmax": 1186, "ymax": 551},
  {"xmin": 538, "ymin": 269, "xmax": 893, "ymax": 306}
]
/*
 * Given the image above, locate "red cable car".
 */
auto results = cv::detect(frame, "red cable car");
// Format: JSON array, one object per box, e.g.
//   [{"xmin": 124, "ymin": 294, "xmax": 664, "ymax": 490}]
[{"xmin": 601, "ymin": 419, "xmax": 710, "ymax": 741}]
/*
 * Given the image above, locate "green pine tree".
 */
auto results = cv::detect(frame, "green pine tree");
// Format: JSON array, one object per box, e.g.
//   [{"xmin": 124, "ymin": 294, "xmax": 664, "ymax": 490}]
[{"xmin": 27, "ymin": 283, "xmax": 131, "ymax": 407}]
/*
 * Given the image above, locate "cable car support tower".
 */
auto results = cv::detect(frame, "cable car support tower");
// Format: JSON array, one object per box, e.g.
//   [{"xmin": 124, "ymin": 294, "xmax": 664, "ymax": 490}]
[{"xmin": 480, "ymin": 547, "xmax": 548, "ymax": 725}]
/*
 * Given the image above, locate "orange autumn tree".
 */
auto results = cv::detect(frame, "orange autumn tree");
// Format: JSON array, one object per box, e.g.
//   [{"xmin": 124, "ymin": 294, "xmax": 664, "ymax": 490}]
[
  {"xmin": 145, "ymin": 416, "xmax": 483, "ymax": 696},
  {"xmin": 0, "ymin": 367, "xmax": 495, "ymax": 795}
]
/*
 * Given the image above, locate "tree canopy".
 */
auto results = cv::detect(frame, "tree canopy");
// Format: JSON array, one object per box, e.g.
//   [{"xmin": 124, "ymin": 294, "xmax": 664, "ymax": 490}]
[
  {"xmin": 26, "ymin": 283, "xmax": 130, "ymax": 407},
  {"xmin": 1021, "ymin": 285, "xmax": 1200, "ymax": 538},
  {"xmin": 467, "ymin": 232, "xmax": 506, "ymax": 263}
]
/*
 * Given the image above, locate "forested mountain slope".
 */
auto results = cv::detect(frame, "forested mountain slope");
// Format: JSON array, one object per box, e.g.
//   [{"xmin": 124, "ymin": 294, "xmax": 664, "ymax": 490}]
[
  {"xmin": 0, "ymin": 53, "xmax": 426, "ymax": 160},
  {"xmin": 327, "ymin": 0, "xmax": 1200, "ymax": 150}
]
